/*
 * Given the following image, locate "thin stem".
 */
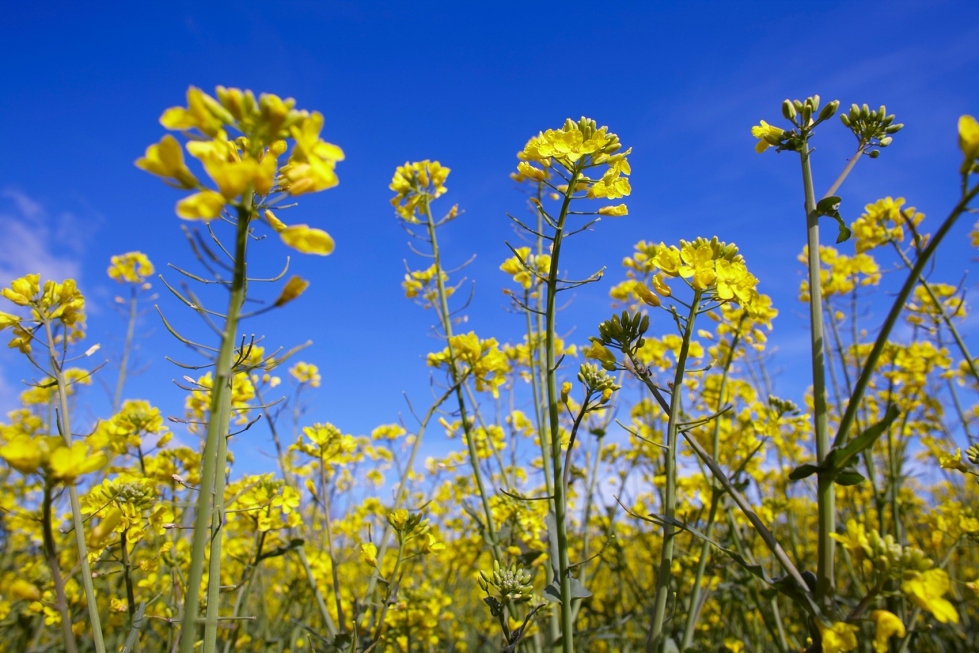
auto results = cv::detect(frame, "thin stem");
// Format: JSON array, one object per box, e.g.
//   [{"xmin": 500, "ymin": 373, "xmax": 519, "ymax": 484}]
[
  {"xmin": 648, "ymin": 289, "xmax": 701, "ymax": 653},
  {"xmin": 834, "ymin": 181, "xmax": 979, "ymax": 447},
  {"xmin": 43, "ymin": 319, "xmax": 107, "ymax": 653},
  {"xmin": 179, "ymin": 203, "xmax": 251, "ymax": 653},
  {"xmin": 113, "ymin": 285, "xmax": 139, "ymax": 412},
  {"xmin": 41, "ymin": 483, "xmax": 78, "ymax": 653}
]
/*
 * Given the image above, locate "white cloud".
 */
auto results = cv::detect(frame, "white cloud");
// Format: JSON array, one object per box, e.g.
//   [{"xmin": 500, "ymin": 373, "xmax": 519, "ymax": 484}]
[
  {"xmin": 0, "ymin": 189, "xmax": 98, "ymax": 415},
  {"xmin": 0, "ymin": 189, "xmax": 85, "ymax": 285}
]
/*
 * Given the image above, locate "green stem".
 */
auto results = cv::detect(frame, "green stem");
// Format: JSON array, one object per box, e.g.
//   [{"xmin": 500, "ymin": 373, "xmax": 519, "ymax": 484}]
[
  {"xmin": 113, "ymin": 285, "xmax": 138, "ymax": 412},
  {"xmin": 648, "ymin": 290, "xmax": 701, "ymax": 652},
  {"xmin": 121, "ymin": 529, "xmax": 141, "ymax": 653},
  {"xmin": 799, "ymin": 139, "xmax": 835, "ymax": 607},
  {"xmin": 178, "ymin": 204, "xmax": 251, "ymax": 653},
  {"xmin": 422, "ymin": 198, "xmax": 502, "ymax": 560},
  {"xmin": 680, "ymin": 326, "xmax": 740, "ymax": 651},
  {"xmin": 834, "ymin": 181, "xmax": 979, "ymax": 448},
  {"xmin": 892, "ymin": 242, "xmax": 979, "ymax": 386},
  {"xmin": 41, "ymin": 483, "xmax": 78, "ymax": 653},
  {"xmin": 544, "ymin": 165, "xmax": 583, "ymax": 653},
  {"xmin": 43, "ymin": 319, "xmax": 107, "ymax": 653}
]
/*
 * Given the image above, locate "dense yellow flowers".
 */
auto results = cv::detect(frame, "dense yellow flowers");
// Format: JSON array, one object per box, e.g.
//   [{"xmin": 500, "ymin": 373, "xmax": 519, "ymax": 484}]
[
  {"xmin": 107, "ymin": 251, "xmax": 155, "ymax": 284},
  {"xmin": 428, "ymin": 333, "xmax": 508, "ymax": 397},
  {"xmin": 390, "ymin": 160, "xmax": 450, "ymax": 222}
]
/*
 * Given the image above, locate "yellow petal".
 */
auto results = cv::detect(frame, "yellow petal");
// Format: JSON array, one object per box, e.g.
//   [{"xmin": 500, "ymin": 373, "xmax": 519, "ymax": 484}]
[
  {"xmin": 280, "ymin": 225, "xmax": 335, "ymax": 256},
  {"xmin": 175, "ymin": 191, "xmax": 227, "ymax": 221},
  {"xmin": 274, "ymin": 276, "xmax": 309, "ymax": 307}
]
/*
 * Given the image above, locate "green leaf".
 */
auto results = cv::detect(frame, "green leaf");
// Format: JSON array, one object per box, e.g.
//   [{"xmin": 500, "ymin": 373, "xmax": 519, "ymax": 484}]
[
  {"xmin": 788, "ymin": 463, "xmax": 821, "ymax": 481},
  {"xmin": 832, "ymin": 404, "xmax": 900, "ymax": 471},
  {"xmin": 816, "ymin": 196, "xmax": 841, "ymax": 214},
  {"xmin": 834, "ymin": 465, "xmax": 866, "ymax": 486},
  {"xmin": 483, "ymin": 596, "xmax": 503, "ymax": 617}
]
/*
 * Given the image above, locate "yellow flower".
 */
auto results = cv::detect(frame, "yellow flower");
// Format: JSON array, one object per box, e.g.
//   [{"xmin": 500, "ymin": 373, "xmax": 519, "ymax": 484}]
[
  {"xmin": 830, "ymin": 519, "xmax": 871, "ymax": 556},
  {"xmin": 360, "ymin": 542, "xmax": 378, "ymax": 567},
  {"xmin": 49, "ymin": 442, "xmax": 106, "ymax": 483},
  {"xmin": 723, "ymin": 639, "xmax": 744, "ymax": 653},
  {"xmin": 598, "ymin": 204, "xmax": 628, "ymax": 216},
  {"xmin": 651, "ymin": 244, "xmax": 682, "ymax": 277},
  {"xmin": 159, "ymin": 86, "xmax": 230, "ymax": 139},
  {"xmin": 135, "ymin": 134, "xmax": 199, "ymax": 188},
  {"xmin": 679, "ymin": 241, "xmax": 717, "ymax": 290},
  {"xmin": 175, "ymin": 191, "xmax": 226, "ymax": 220},
  {"xmin": 0, "ymin": 436, "xmax": 46, "ymax": 474},
  {"xmin": 9, "ymin": 579, "xmax": 41, "ymax": 602},
  {"xmin": 959, "ymin": 115, "xmax": 979, "ymax": 160},
  {"xmin": 938, "ymin": 448, "xmax": 968, "ymax": 473},
  {"xmin": 107, "ymin": 252, "xmax": 155, "ymax": 284},
  {"xmin": 2, "ymin": 274, "xmax": 40, "ymax": 306},
  {"xmin": 289, "ymin": 362, "xmax": 321, "ymax": 387},
  {"xmin": 279, "ymin": 225, "xmax": 335, "ymax": 256},
  {"xmin": 273, "ymin": 276, "xmax": 309, "ymax": 307},
  {"xmin": 871, "ymin": 610, "xmax": 905, "ymax": 653},
  {"xmin": 634, "ymin": 282, "xmax": 661, "ymax": 307},
  {"xmin": 751, "ymin": 120, "xmax": 784, "ymax": 153},
  {"xmin": 584, "ymin": 341, "xmax": 617, "ymax": 370},
  {"xmin": 902, "ymin": 569, "xmax": 959, "ymax": 623},
  {"xmin": 421, "ymin": 533, "xmax": 445, "ymax": 554},
  {"xmin": 110, "ymin": 597, "xmax": 128, "ymax": 613},
  {"xmin": 817, "ymin": 621, "xmax": 858, "ymax": 653}
]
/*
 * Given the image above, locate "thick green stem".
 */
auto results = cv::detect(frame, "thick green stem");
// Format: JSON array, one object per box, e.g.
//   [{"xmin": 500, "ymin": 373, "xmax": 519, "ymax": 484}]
[
  {"xmin": 178, "ymin": 206, "xmax": 251, "ymax": 653},
  {"xmin": 799, "ymin": 141, "xmax": 835, "ymax": 606},
  {"xmin": 544, "ymin": 166, "xmax": 583, "ymax": 653},
  {"xmin": 43, "ymin": 320, "xmax": 107, "ymax": 653},
  {"xmin": 648, "ymin": 290, "xmax": 701, "ymax": 653}
]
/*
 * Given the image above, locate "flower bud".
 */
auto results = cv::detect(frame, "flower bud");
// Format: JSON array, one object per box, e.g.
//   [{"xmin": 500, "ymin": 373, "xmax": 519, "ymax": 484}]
[
  {"xmin": 782, "ymin": 100, "xmax": 796, "ymax": 120},
  {"xmin": 868, "ymin": 150, "xmax": 880, "ymax": 159},
  {"xmin": 818, "ymin": 100, "xmax": 839, "ymax": 122},
  {"xmin": 561, "ymin": 382, "xmax": 572, "ymax": 403}
]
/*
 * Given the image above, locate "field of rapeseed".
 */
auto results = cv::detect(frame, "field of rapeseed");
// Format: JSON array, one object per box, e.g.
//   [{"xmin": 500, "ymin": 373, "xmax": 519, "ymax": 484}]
[{"xmin": 0, "ymin": 86, "xmax": 978, "ymax": 653}]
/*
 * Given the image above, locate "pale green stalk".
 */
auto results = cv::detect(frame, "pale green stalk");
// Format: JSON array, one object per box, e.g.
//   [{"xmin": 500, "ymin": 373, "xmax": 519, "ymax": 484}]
[
  {"xmin": 113, "ymin": 284, "xmax": 138, "ymax": 412},
  {"xmin": 543, "ymin": 164, "xmax": 584, "ymax": 653},
  {"xmin": 178, "ymin": 204, "xmax": 251, "ymax": 653},
  {"xmin": 835, "ymin": 181, "xmax": 979, "ymax": 446},
  {"xmin": 680, "ymin": 326, "xmax": 740, "ymax": 650},
  {"xmin": 43, "ymin": 319, "xmax": 107, "ymax": 653},
  {"xmin": 647, "ymin": 289, "xmax": 701, "ymax": 653},
  {"xmin": 41, "ymin": 483, "xmax": 78, "ymax": 653},
  {"xmin": 798, "ymin": 139, "xmax": 836, "ymax": 607},
  {"xmin": 422, "ymin": 198, "xmax": 502, "ymax": 560}
]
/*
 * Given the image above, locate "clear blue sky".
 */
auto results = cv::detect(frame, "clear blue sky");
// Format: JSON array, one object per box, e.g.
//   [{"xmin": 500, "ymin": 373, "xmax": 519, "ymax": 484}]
[{"xmin": 1, "ymin": 1, "xmax": 978, "ymax": 468}]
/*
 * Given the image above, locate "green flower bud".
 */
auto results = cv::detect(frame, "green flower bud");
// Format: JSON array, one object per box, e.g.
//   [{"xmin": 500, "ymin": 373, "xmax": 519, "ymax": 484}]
[
  {"xmin": 782, "ymin": 99, "xmax": 796, "ymax": 120},
  {"xmin": 818, "ymin": 100, "xmax": 839, "ymax": 122}
]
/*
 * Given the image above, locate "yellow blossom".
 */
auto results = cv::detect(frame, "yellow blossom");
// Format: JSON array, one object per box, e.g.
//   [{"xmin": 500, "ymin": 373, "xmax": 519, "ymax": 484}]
[
  {"xmin": 134, "ymin": 134, "xmax": 199, "ymax": 188},
  {"xmin": 817, "ymin": 621, "xmax": 858, "ymax": 653},
  {"xmin": 108, "ymin": 251, "xmax": 155, "ymax": 284},
  {"xmin": 279, "ymin": 224, "xmax": 335, "ymax": 256},
  {"xmin": 274, "ymin": 276, "xmax": 309, "ymax": 307},
  {"xmin": 361, "ymin": 542, "xmax": 378, "ymax": 567},
  {"xmin": 751, "ymin": 120, "xmax": 784, "ymax": 153},
  {"xmin": 959, "ymin": 114, "xmax": 979, "ymax": 160},
  {"xmin": 49, "ymin": 442, "xmax": 106, "ymax": 483},
  {"xmin": 902, "ymin": 569, "xmax": 959, "ymax": 623},
  {"xmin": 175, "ymin": 191, "xmax": 226, "ymax": 220},
  {"xmin": 871, "ymin": 610, "xmax": 905, "ymax": 653}
]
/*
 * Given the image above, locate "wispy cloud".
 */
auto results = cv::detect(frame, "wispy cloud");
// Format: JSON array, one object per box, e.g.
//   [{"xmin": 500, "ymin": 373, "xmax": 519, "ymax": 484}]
[
  {"xmin": 0, "ymin": 188, "xmax": 99, "ymax": 414},
  {"xmin": 0, "ymin": 188, "xmax": 89, "ymax": 285}
]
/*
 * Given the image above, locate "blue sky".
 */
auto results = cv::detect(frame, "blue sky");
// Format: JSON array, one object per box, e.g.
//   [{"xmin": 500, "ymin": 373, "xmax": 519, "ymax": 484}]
[{"xmin": 1, "ymin": 1, "xmax": 978, "ymax": 469}]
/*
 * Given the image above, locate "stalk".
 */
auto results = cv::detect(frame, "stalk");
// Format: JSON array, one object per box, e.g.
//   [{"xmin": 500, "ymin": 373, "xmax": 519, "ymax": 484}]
[
  {"xmin": 422, "ymin": 199, "xmax": 502, "ymax": 560},
  {"xmin": 543, "ymin": 164, "xmax": 584, "ymax": 653},
  {"xmin": 43, "ymin": 319, "xmax": 107, "ymax": 653},
  {"xmin": 680, "ymin": 326, "xmax": 739, "ymax": 650},
  {"xmin": 41, "ymin": 483, "xmax": 78, "ymax": 653},
  {"xmin": 113, "ymin": 284, "xmax": 138, "ymax": 412},
  {"xmin": 178, "ymin": 204, "xmax": 251, "ymax": 653},
  {"xmin": 647, "ymin": 290, "xmax": 701, "ymax": 652},
  {"xmin": 834, "ymin": 181, "xmax": 979, "ymax": 447},
  {"xmin": 121, "ymin": 530, "xmax": 141, "ymax": 653}
]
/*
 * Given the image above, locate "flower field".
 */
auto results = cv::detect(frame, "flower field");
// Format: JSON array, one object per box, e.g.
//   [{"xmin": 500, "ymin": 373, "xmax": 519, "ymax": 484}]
[{"xmin": 0, "ymin": 86, "xmax": 978, "ymax": 653}]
